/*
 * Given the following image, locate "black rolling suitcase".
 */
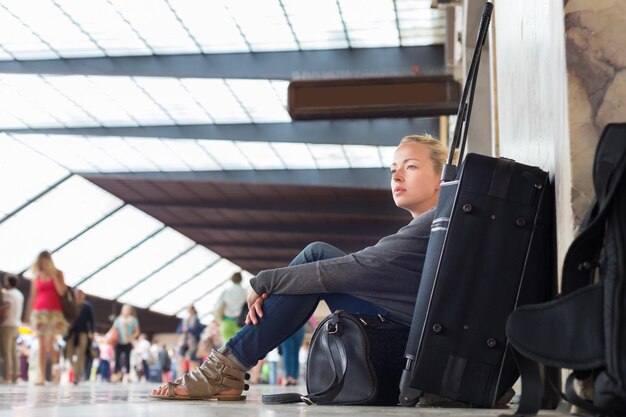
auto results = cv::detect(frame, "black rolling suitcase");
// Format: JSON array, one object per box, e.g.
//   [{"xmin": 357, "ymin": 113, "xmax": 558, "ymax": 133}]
[{"xmin": 398, "ymin": 2, "xmax": 556, "ymax": 408}]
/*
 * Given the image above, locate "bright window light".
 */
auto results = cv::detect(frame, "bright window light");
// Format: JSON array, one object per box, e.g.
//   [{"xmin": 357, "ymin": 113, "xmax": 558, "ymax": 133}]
[
  {"xmin": 123, "ymin": 137, "xmax": 191, "ymax": 171},
  {"xmin": 0, "ymin": 135, "xmax": 68, "ymax": 218},
  {"xmin": 192, "ymin": 259, "xmax": 242, "ymax": 317},
  {"xmin": 270, "ymin": 142, "xmax": 317, "ymax": 169},
  {"xmin": 236, "ymin": 141, "xmax": 285, "ymax": 170},
  {"xmin": 182, "ymin": 79, "xmax": 250, "ymax": 124},
  {"xmin": 109, "ymin": 0, "xmax": 198, "ymax": 54},
  {"xmin": 150, "ymin": 258, "xmax": 240, "ymax": 316},
  {"xmin": 160, "ymin": 139, "xmax": 222, "ymax": 171},
  {"xmin": 117, "ymin": 245, "xmax": 220, "ymax": 308},
  {"xmin": 343, "ymin": 144, "xmax": 384, "ymax": 168},
  {"xmin": 307, "ymin": 143, "xmax": 349, "ymax": 169},
  {"xmin": 79, "ymin": 228, "xmax": 194, "ymax": 299},
  {"xmin": 15, "ymin": 134, "xmax": 99, "ymax": 173},
  {"xmin": 197, "ymin": 140, "xmax": 252, "ymax": 170},
  {"xmin": 55, "ymin": 205, "xmax": 163, "ymax": 286},
  {"xmin": 0, "ymin": 175, "xmax": 123, "ymax": 273},
  {"xmin": 89, "ymin": 137, "xmax": 159, "ymax": 172}
]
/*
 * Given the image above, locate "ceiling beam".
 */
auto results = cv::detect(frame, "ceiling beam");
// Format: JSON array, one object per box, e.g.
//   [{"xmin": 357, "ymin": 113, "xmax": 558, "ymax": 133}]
[
  {"xmin": 84, "ymin": 168, "xmax": 393, "ymax": 189},
  {"xmin": 200, "ymin": 242, "xmax": 367, "ymax": 253},
  {"xmin": 132, "ymin": 201, "xmax": 407, "ymax": 220},
  {"xmin": 0, "ymin": 46, "xmax": 443, "ymax": 79},
  {"xmin": 174, "ymin": 223, "xmax": 392, "ymax": 237},
  {"xmin": 3, "ymin": 118, "xmax": 439, "ymax": 146}
]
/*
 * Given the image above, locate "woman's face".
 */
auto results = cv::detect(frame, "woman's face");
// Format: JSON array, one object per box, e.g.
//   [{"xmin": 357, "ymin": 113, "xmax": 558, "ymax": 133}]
[{"xmin": 391, "ymin": 142, "xmax": 441, "ymax": 218}]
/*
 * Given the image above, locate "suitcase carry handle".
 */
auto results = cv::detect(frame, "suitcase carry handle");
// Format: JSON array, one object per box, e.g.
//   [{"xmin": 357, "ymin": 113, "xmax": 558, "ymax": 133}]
[{"xmin": 441, "ymin": 1, "xmax": 493, "ymax": 183}]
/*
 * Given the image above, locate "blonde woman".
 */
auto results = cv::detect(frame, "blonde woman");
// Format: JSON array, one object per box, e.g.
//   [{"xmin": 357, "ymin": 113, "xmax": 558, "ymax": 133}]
[
  {"xmin": 26, "ymin": 251, "xmax": 69, "ymax": 385},
  {"xmin": 151, "ymin": 135, "xmax": 446, "ymax": 400}
]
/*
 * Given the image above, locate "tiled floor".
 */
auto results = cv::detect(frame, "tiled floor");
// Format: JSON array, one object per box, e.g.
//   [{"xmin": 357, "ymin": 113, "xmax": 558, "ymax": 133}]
[{"xmin": 0, "ymin": 382, "xmax": 568, "ymax": 417}]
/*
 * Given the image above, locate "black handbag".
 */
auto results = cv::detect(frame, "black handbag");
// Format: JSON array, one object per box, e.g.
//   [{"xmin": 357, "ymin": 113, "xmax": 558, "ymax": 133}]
[{"xmin": 262, "ymin": 310, "xmax": 410, "ymax": 406}]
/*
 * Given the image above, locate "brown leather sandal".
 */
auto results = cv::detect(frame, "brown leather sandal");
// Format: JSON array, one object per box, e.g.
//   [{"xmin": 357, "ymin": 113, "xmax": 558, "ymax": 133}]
[{"xmin": 150, "ymin": 350, "xmax": 249, "ymax": 401}]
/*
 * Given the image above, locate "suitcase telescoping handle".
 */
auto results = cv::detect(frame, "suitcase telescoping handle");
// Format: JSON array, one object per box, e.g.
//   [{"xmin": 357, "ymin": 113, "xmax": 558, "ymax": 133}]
[{"xmin": 441, "ymin": 1, "xmax": 493, "ymax": 183}]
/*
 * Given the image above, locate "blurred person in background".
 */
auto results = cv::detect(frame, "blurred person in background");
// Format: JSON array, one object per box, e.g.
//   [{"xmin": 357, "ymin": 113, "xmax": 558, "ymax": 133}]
[
  {"xmin": 213, "ymin": 272, "xmax": 247, "ymax": 344},
  {"xmin": 178, "ymin": 305, "xmax": 204, "ymax": 372},
  {"xmin": 109, "ymin": 304, "xmax": 140, "ymax": 383},
  {"xmin": 65, "ymin": 289, "xmax": 95, "ymax": 385},
  {"xmin": 1, "ymin": 274, "xmax": 24, "ymax": 384},
  {"xmin": 280, "ymin": 325, "xmax": 305, "ymax": 386},
  {"xmin": 135, "ymin": 334, "xmax": 151, "ymax": 382},
  {"xmin": 26, "ymin": 251, "xmax": 69, "ymax": 385}
]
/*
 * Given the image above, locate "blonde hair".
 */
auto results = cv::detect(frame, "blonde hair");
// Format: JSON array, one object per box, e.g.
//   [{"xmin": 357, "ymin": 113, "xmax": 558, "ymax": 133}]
[
  {"xmin": 400, "ymin": 134, "xmax": 448, "ymax": 175},
  {"xmin": 32, "ymin": 250, "xmax": 59, "ymax": 277}
]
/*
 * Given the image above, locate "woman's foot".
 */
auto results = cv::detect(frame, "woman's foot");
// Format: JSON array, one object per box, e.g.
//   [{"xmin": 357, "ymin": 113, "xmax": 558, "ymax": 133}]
[{"xmin": 150, "ymin": 349, "xmax": 248, "ymax": 400}]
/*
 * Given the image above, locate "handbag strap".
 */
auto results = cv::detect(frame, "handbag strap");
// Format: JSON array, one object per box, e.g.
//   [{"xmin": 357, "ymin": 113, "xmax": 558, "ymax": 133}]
[{"xmin": 261, "ymin": 329, "xmax": 349, "ymax": 405}]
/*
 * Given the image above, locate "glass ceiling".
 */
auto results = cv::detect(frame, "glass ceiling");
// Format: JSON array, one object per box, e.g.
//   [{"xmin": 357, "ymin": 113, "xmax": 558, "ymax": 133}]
[
  {"xmin": 0, "ymin": 0, "xmax": 444, "ymax": 61},
  {"xmin": 0, "ymin": 136, "xmax": 248, "ymax": 316},
  {"xmin": 12, "ymin": 134, "xmax": 397, "ymax": 172},
  {"xmin": 0, "ymin": 75, "xmax": 290, "ymax": 129},
  {"xmin": 0, "ymin": 0, "xmax": 444, "ymax": 317}
]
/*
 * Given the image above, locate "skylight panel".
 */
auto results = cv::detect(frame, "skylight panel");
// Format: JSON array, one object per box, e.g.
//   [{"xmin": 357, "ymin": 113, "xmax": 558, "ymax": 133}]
[
  {"xmin": 2, "ymin": 0, "xmax": 101, "ymax": 57},
  {"xmin": 226, "ymin": 80, "xmax": 290, "ymax": 123},
  {"xmin": 181, "ymin": 79, "xmax": 250, "ymax": 124},
  {"xmin": 281, "ymin": 0, "xmax": 348, "ymax": 49},
  {"xmin": 0, "ymin": 75, "xmax": 95, "ymax": 126},
  {"xmin": 196, "ymin": 140, "xmax": 252, "ymax": 169},
  {"xmin": 0, "ymin": 175, "xmax": 123, "ymax": 273},
  {"xmin": 149, "ymin": 258, "xmax": 239, "ymax": 316},
  {"xmin": 338, "ymin": 0, "xmax": 399, "ymax": 47},
  {"xmin": 15, "ymin": 134, "xmax": 99, "ymax": 172},
  {"xmin": 123, "ymin": 137, "xmax": 191, "ymax": 171},
  {"xmin": 109, "ymin": 0, "xmax": 199, "ymax": 54},
  {"xmin": 168, "ymin": 0, "xmax": 249, "ymax": 53},
  {"xmin": 0, "ymin": 135, "xmax": 68, "ymax": 218},
  {"xmin": 55, "ymin": 205, "xmax": 163, "ymax": 286},
  {"xmin": 87, "ymin": 76, "xmax": 171, "ymax": 125},
  {"xmin": 79, "ymin": 228, "xmax": 194, "ymax": 299},
  {"xmin": 59, "ymin": 0, "xmax": 151, "ymax": 56},
  {"xmin": 117, "ymin": 245, "xmax": 220, "ymax": 308},
  {"xmin": 307, "ymin": 144, "xmax": 350, "ymax": 168},
  {"xmin": 379, "ymin": 146, "xmax": 397, "ymax": 167},
  {"xmin": 269, "ymin": 142, "xmax": 317, "ymax": 169},
  {"xmin": 236, "ymin": 141, "xmax": 285, "ymax": 170},
  {"xmin": 133, "ymin": 78, "xmax": 211, "ymax": 124},
  {"xmin": 89, "ymin": 137, "xmax": 159, "ymax": 172},
  {"xmin": 0, "ymin": 6, "xmax": 57, "ymax": 60},
  {"xmin": 45, "ymin": 76, "xmax": 137, "ymax": 126},
  {"xmin": 226, "ymin": 0, "xmax": 297, "ymax": 51},
  {"xmin": 160, "ymin": 139, "xmax": 222, "ymax": 171},
  {"xmin": 0, "ymin": 79, "xmax": 59, "ymax": 127},
  {"xmin": 343, "ymin": 145, "xmax": 385, "ymax": 168}
]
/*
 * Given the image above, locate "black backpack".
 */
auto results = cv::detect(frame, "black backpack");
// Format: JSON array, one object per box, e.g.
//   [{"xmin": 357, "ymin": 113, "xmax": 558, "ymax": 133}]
[{"xmin": 506, "ymin": 123, "xmax": 626, "ymax": 416}]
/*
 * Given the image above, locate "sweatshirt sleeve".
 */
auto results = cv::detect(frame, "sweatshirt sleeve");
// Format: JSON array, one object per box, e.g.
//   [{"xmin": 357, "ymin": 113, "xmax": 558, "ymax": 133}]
[
  {"xmin": 249, "ymin": 253, "xmax": 368, "ymax": 296},
  {"xmin": 249, "ymin": 208, "xmax": 434, "ymax": 298}
]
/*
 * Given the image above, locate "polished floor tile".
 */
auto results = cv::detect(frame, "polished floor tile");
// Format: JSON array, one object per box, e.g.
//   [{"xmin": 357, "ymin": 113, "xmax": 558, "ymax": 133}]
[{"xmin": 0, "ymin": 382, "xmax": 567, "ymax": 417}]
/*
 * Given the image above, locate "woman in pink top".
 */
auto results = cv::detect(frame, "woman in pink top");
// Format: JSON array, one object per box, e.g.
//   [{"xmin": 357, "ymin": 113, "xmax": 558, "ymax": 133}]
[{"xmin": 26, "ymin": 251, "xmax": 69, "ymax": 385}]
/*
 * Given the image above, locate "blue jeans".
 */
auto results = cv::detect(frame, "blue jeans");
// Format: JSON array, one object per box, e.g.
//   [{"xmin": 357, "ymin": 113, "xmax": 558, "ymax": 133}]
[{"xmin": 226, "ymin": 242, "xmax": 387, "ymax": 369}]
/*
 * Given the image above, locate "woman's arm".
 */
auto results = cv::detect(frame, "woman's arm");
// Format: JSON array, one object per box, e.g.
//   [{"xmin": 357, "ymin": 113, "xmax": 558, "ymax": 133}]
[{"xmin": 52, "ymin": 271, "xmax": 68, "ymax": 296}]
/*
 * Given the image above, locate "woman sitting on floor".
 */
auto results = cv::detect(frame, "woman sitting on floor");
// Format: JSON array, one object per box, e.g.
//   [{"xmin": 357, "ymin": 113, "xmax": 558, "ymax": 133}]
[{"xmin": 151, "ymin": 134, "xmax": 446, "ymax": 401}]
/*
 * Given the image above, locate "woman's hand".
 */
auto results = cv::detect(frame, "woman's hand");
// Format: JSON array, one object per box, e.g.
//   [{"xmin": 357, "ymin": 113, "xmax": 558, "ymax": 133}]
[{"xmin": 246, "ymin": 291, "xmax": 269, "ymax": 326}]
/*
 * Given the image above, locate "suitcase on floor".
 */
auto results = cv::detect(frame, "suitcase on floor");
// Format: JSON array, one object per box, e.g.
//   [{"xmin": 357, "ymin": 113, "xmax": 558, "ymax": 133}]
[{"xmin": 398, "ymin": 2, "xmax": 556, "ymax": 407}]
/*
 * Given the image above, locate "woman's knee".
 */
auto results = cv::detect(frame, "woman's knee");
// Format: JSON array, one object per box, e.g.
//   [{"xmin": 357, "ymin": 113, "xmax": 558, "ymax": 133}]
[{"xmin": 301, "ymin": 241, "xmax": 342, "ymax": 262}]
